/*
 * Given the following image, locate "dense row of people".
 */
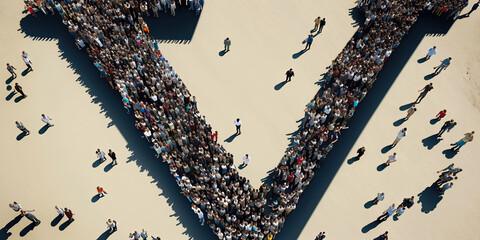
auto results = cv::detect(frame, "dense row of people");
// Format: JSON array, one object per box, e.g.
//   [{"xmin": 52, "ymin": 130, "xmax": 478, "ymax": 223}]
[{"xmin": 22, "ymin": 0, "xmax": 467, "ymax": 239}]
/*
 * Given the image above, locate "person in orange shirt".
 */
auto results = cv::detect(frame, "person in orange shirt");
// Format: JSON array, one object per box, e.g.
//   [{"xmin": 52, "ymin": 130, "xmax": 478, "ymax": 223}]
[{"xmin": 97, "ymin": 186, "xmax": 108, "ymax": 197}]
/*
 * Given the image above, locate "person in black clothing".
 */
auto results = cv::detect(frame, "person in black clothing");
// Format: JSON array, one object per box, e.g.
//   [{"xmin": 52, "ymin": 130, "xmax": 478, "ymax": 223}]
[
  {"xmin": 108, "ymin": 149, "xmax": 117, "ymax": 165},
  {"xmin": 315, "ymin": 231, "xmax": 326, "ymax": 240},
  {"xmin": 376, "ymin": 231, "xmax": 388, "ymax": 240},
  {"xmin": 399, "ymin": 196, "xmax": 415, "ymax": 209},
  {"xmin": 355, "ymin": 147, "xmax": 365, "ymax": 160},
  {"xmin": 285, "ymin": 68, "xmax": 295, "ymax": 82},
  {"xmin": 14, "ymin": 83, "xmax": 27, "ymax": 98},
  {"xmin": 437, "ymin": 119, "xmax": 456, "ymax": 139},
  {"xmin": 415, "ymin": 83, "xmax": 433, "ymax": 103},
  {"xmin": 318, "ymin": 18, "xmax": 326, "ymax": 33}
]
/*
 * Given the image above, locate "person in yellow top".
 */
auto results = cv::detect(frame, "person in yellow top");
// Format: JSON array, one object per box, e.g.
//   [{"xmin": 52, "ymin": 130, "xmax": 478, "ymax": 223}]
[
  {"xmin": 313, "ymin": 16, "xmax": 321, "ymax": 31},
  {"xmin": 451, "ymin": 131, "xmax": 474, "ymax": 151}
]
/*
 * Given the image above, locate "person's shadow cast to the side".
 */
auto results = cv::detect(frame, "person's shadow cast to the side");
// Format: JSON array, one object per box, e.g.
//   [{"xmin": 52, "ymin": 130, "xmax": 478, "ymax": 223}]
[
  {"xmin": 430, "ymin": 118, "xmax": 440, "ymax": 125},
  {"xmin": 5, "ymin": 91, "xmax": 15, "ymax": 101},
  {"xmin": 92, "ymin": 158, "xmax": 104, "ymax": 168},
  {"xmin": 14, "ymin": 95, "xmax": 26, "ymax": 103},
  {"xmin": 424, "ymin": 73, "xmax": 436, "ymax": 80},
  {"xmin": 292, "ymin": 49, "xmax": 306, "ymax": 59},
  {"xmin": 422, "ymin": 134, "xmax": 441, "ymax": 150},
  {"xmin": 19, "ymin": 222, "xmax": 37, "ymax": 237},
  {"xmin": 5, "ymin": 76, "xmax": 14, "ymax": 85},
  {"xmin": 363, "ymin": 199, "xmax": 376, "ymax": 209},
  {"xmin": 442, "ymin": 148, "xmax": 458, "ymax": 159},
  {"xmin": 59, "ymin": 220, "xmax": 73, "ymax": 231},
  {"xmin": 347, "ymin": 157, "xmax": 359, "ymax": 165},
  {"xmin": 381, "ymin": 145, "xmax": 393, "ymax": 153},
  {"xmin": 377, "ymin": 163, "xmax": 388, "ymax": 172},
  {"xmin": 38, "ymin": 124, "xmax": 50, "ymax": 134},
  {"xmin": 0, "ymin": 214, "xmax": 23, "ymax": 239},
  {"xmin": 393, "ymin": 118, "xmax": 406, "ymax": 127},
  {"xmin": 274, "ymin": 81, "xmax": 287, "ymax": 91},
  {"xmin": 91, "ymin": 194, "xmax": 101, "ymax": 203},
  {"xmin": 104, "ymin": 162, "xmax": 114, "ymax": 172},
  {"xmin": 218, "ymin": 50, "xmax": 226, "ymax": 57},
  {"xmin": 16, "ymin": 132, "xmax": 27, "ymax": 141},
  {"xmin": 97, "ymin": 229, "xmax": 113, "ymax": 240},
  {"xmin": 224, "ymin": 133, "xmax": 238, "ymax": 143},
  {"xmin": 51, "ymin": 214, "xmax": 64, "ymax": 227},
  {"xmin": 399, "ymin": 102, "xmax": 414, "ymax": 111},
  {"xmin": 417, "ymin": 57, "xmax": 427, "ymax": 63}
]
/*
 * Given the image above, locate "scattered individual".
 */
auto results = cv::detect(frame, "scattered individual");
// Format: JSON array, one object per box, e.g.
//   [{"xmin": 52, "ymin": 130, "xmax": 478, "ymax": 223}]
[
  {"xmin": 242, "ymin": 154, "xmax": 251, "ymax": 166},
  {"xmin": 315, "ymin": 231, "xmax": 326, "ymax": 240},
  {"xmin": 224, "ymin": 38, "xmax": 231, "ymax": 52},
  {"xmin": 234, "ymin": 118, "xmax": 242, "ymax": 135},
  {"xmin": 435, "ymin": 109, "xmax": 447, "ymax": 120},
  {"xmin": 451, "ymin": 131, "xmax": 474, "ymax": 151},
  {"xmin": 6, "ymin": 63, "xmax": 17, "ymax": 78},
  {"xmin": 16, "ymin": 121, "xmax": 30, "ymax": 135},
  {"xmin": 378, "ymin": 231, "xmax": 389, "ymax": 240},
  {"xmin": 14, "ymin": 83, "xmax": 27, "ymax": 98},
  {"xmin": 392, "ymin": 128, "xmax": 407, "ymax": 147},
  {"xmin": 108, "ymin": 149, "xmax": 117, "ymax": 165},
  {"xmin": 21, "ymin": 209, "xmax": 41, "ymax": 225},
  {"xmin": 21, "ymin": 51, "xmax": 33, "ymax": 71},
  {"xmin": 9, "ymin": 201, "xmax": 22, "ymax": 212},
  {"xmin": 97, "ymin": 186, "xmax": 108, "ymax": 197},
  {"xmin": 415, "ymin": 83, "xmax": 433, "ymax": 103},
  {"xmin": 41, "ymin": 114, "xmax": 54, "ymax": 127},
  {"xmin": 466, "ymin": 1, "xmax": 479, "ymax": 16},
  {"xmin": 425, "ymin": 46, "xmax": 436, "ymax": 60},
  {"xmin": 355, "ymin": 146, "xmax": 365, "ymax": 160},
  {"xmin": 437, "ymin": 119, "xmax": 456, "ymax": 139},
  {"xmin": 96, "ymin": 149, "xmax": 107, "ymax": 162},
  {"xmin": 373, "ymin": 192, "xmax": 385, "ymax": 204},
  {"xmin": 384, "ymin": 153, "xmax": 397, "ymax": 165},
  {"xmin": 433, "ymin": 57, "xmax": 451, "ymax": 75},
  {"xmin": 106, "ymin": 219, "xmax": 117, "ymax": 233},
  {"xmin": 304, "ymin": 34, "xmax": 313, "ymax": 50},
  {"xmin": 313, "ymin": 17, "xmax": 321, "ymax": 31},
  {"xmin": 318, "ymin": 18, "xmax": 326, "ymax": 33},
  {"xmin": 285, "ymin": 68, "xmax": 295, "ymax": 82},
  {"xmin": 404, "ymin": 104, "xmax": 417, "ymax": 120}
]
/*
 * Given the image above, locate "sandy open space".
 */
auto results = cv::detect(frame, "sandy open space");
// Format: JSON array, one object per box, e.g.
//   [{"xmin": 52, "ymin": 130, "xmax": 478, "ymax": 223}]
[{"xmin": 1, "ymin": 0, "xmax": 480, "ymax": 240}]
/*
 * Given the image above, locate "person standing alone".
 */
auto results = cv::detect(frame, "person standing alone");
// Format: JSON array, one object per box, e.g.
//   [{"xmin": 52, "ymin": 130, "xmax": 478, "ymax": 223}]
[
  {"xmin": 392, "ymin": 128, "xmax": 407, "ymax": 147},
  {"xmin": 285, "ymin": 68, "xmax": 295, "ymax": 82},
  {"xmin": 234, "ymin": 118, "xmax": 242, "ymax": 135},
  {"xmin": 224, "ymin": 38, "xmax": 231, "ymax": 52},
  {"xmin": 16, "ymin": 121, "xmax": 30, "ymax": 135},
  {"xmin": 14, "ymin": 83, "xmax": 27, "ymax": 98},
  {"xmin": 6, "ymin": 63, "xmax": 17, "ymax": 78},
  {"xmin": 21, "ymin": 51, "xmax": 33, "ymax": 71},
  {"xmin": 304, "ymin": 34, "xmax": 313, "ymax": 50},
  {"xmin": 355, "ymin": 146, "xmax": 365, "ymax": 160},
  {"xmin": 425, "ymin": 46, "xmax": 437, "ymax": 60},
  {"xmin": 108, "ymin": 149, "xmax": 117, "ymax": 165},
  {"xmin": 41, "ymin": 114, "xmax": 54, "ymax": 127},
  {"xmin": 415, "ymin": 83, "xmax": 433, "ymax": 104}
]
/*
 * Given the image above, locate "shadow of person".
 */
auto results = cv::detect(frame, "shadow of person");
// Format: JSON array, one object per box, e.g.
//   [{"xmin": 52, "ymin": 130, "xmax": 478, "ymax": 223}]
[
  {"xmin": 424, "ymin": 73, "xmax": 436, "ymax": 80},
  {"xmin": 364, "ymin": 199, "xmax": 375, "ymax": 209},
  {"xmin": 5, "ymin": 91, "xmax": 15, "ymax": 101},
  {"xmin": 0, "ymin": 214, "xmax": 23, "ymax": 239},
  {"xmin": 417, "ymin": 57, "xmax": 427, "ymax": 63},
  {"xmin": 429, "ymin": 118, "xmax": 440, "ymax": 125},
  {"xmin": 92, "ymin": 159, "xmax": 104, "ymax": 168},
  {"xmin": 6, "ymin": 85, "xmax": 12, "ymax": 91},
  {"xmin": 50, "ymin": 214, "xmax": 63, "ymax": 227},
  {"xmin": 238, "ymin": 164, "xmax": 246, "ymax": 170},
  {"xmin": 59, "ymin": 220, "xmax": 73, "ymax": 231},
  {"xmin": 442, "ymin": 148, "xmax": 458, "ymax": 159},
  {"xmin": 21, "ymin": 69, "xmax": 30, "ymax": 77},
  {"xmin": 14, "ymin": 96, "xmax": 26, "ymax": 103},
  {"xmin": 456, "ymin": 14, "xmax": 469, "ymax": 20},
  {"xmin": 347, "ymin": 157, "xmax": 358, "ymax": 165},
  {"xmin": 91, "ymin": 194, "xmax": 101, "ymax": 203},
  {"xmin": 422, "ymin": 134, "xmax": 441, "ymax": 150},
  {"xmin": 96, "ymin": 230, "xmax": 112, "ymax": 240},
  {"xmin": 417, "ymin": 183, "xmax": 443, "ymax": 213},
  {"xmin": 377, "ymin": 163, "xmax": 388, "ymax": 172},
  {"xmin": 381, "ymin": 145, "xmax": 393, "ymax": 153},
  {"xmin": 5, "ymin": 76, "xmax": 14, "ymax": 85},
  {"xmin": 393, "ymin": 118, "xmax": 406, "ymax": 127},
  {"xmin": 399, "ymin": 102, "xmax": 413, "ymax": 111},
  {"xmin": 392, "ymin": 214, "xmax": 399, "ymax": 221},
  {"xmin": 292, "ymin": 49, "xmax": 306, "ymax": 59},
  {"xmin": 361, "ymin": 219, "xmax": 382, "ymax": 233},
  {"xmin": 223, "ymin": 133, "xmax": 238, "ymax": 143},
  {"xmin": 16, "ymin": 132, "xmax": 27, "ymax": 141},
  {"xmin": 218, "ymin": 50, "xmax": 226, "ymax": 57},
  {"xmin": 38, "ymin": 124, "xmax": 50, "ymax": 135},
  {"xmin": 19, "ymin": 222, "xmax": 36, "ymax": 237},
  {"xmin": 104, "ymin": 162, "xmax": 114, "ymax": 172},
  {"xmin": 274, "ymin": 81, "xmax": 287, "ymax": 91}
]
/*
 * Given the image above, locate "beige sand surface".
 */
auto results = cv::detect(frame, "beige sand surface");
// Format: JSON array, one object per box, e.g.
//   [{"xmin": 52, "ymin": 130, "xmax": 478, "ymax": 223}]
[{"xmin": 1, "ymin": 0, "xmax": 480, "ymax": 240}]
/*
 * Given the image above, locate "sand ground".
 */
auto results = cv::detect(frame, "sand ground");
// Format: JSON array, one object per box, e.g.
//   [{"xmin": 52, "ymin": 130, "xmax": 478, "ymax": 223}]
[{"xmin": 1, "ymin": 0, "xmax": 480, "ymax": 240}]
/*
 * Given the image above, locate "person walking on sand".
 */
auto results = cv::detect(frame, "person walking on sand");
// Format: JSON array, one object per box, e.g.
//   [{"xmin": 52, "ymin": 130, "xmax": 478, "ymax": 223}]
[
  {"xmin": 41, "ymin": 114, "xmax": 54, "ymax": 127},
  {"xmin": 437, "ymin": 119, "xmax": 456, "ymax": 139},
  {"xmin": 318, "ymin": 18, "xmax": 326, "ymax": 33},
  {"xmin": 435, "ymin": 109, "xmax": 447, "ymax": 121},
  {"xmin": 425, "ymin": 46, "xmax": 437, "ymax": 60},
  {"xmin": 16, "ymin": 121, "xmax": 30, "ymax": 135},
  {"xmin": 377, "ymin": 204, "xmax": 396, "ymax": 221},
  {"xmin": 404, "ymin": 104, "xmax": 416, "ymax": 120},
  {"xmin": 285, "ymin": 68, "xmax": 295, "ymax": 82},
  {"xmin": 106, "ymin": 219, "xmax": 117, "ymax": 233},
  {"xmin": 65, "ymin": 208, "xmax": 74, "ymax": 222},
  {"xmin": 234, "ymin": 118, "xmax": 242, "ymax": 135},
  {"xmin": 9, "ymin": 201, "xmax": 22, "ymax": 212},
  {"xmin": 14, "ymin": 83, "xmax": 27, "ymax": 98},
  {"xmin": 315, "ymin": 232, "xmax": 326, "ymax": 240},
  {"xmin": 433, "ymin": 57, "xmax": 451, "ymax": 75},
  {"xmin": 140, "ymin": 229, "xmax": 148, "ymax": 240},
  {"xmin": 97, "ymin": 186, "xmax": 108, "ymax": 197},
  {"xmin": 466, "ymin": 1, "xmax": 479, "ymax": 17},
  {"xmin": 108, "ymin": 149, "xmax": 117, "ymax": 165},
  {"xmin": 55, "ymin": 206, "xmax": 64, "ymax": 216},
  {"xmin": 304, "ymin": 34, "xmax": 313, "ymax": 50},
  {"xmin": 451, "ymin": 131, "xmax": 474, "ymax": 152},
  {"xmin": 21, "ymin": 209, "xmax": 41, "ymax": 225},
  {"xmin": 313, "ymin": 16, "xmax": 321, "ymax": 31},
  {"xmin": 415, "ymin": 83, "xmax": 433, "ymax": 104},
  {"xmin": 224, "ymin": 38, "xmax": 231, "ymax": 52},
  {"xmin": 242, "ymin": 154, "xmax": 251, "ymax": 166},
  {"xmin": 355, "ymin": 146, "xmax": 365, "ymax": 160},
  {"xmin": 96, "ymin": 149, "xmax": 107, "ymax": 162},
  {"xmin": 21, "ymin": 51, "xmax": 33, "ymax": 71},
  {"xmin": 373, "ymin": 192, "xmax": 385, "ymax": 204},
  {"xmin": 6, "ymin": 63, "xmax": 17, "ymax": 78},
  {"xmin": 392, "ymin": 128, "xmax": 407, "ymax": 147},
  {"xmin": 384, "ymin": 153, "xmax": 397, "ymax": 165}
]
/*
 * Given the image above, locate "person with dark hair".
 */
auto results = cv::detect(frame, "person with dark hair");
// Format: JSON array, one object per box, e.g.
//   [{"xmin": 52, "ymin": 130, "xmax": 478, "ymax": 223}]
[
  {"xmin": 234, "ymin": 118, "xmax": 242, "ymax": 135},
  {"xmin": 15, "ymin": 121, "xmax": 30, "ymax": 135},
  {"xmin": 285, "ymin": 68, "xmax": 295, "ymax": 82},
  {"xmin": 21, "ymin": 209, "xmax": 41, "ymax": 225},
  {"xmin": 415, "ymin": 83, "xmax": 433, "ymax": 103},
  {"xmin": 437, "ymin": 119, "xmax": 456, "ymax": 139},
  {"xmin": 355, "ymin": 147, "xmax": 365, "ymax": 160}
]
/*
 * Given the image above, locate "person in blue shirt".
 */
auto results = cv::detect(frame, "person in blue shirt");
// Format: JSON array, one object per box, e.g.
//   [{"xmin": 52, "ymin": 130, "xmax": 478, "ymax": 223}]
[
  {"xmin": 434, "ymin": 57, "xmax": 451, "ymax": 74},
  {"xmin": 304, "ymin": 34, "xmax": 314, "ymax": 50}
]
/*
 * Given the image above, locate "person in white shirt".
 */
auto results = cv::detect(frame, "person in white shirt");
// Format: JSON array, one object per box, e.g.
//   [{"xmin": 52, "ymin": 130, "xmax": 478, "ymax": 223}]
[
  {"xmin": 9, "ymin": 201, "xmax": 22, "ymax": 212},
  {"xmin": 96, "ymin": 149, "xmax": 107, "ymax": 162},
  {"xmin": 377, "ymin": 203, "xmax": 396, "ymax": 221},
  {"xmin": 234, "ymin": 118, "xmax": 242, "ymax": 135},
  {"xmin": 384, "ymin": 152, "xmax": 397, "ymax": 165},
  {"xmin": 242, "ymin": 154, "xmax": 251, "ymax": 166},
  {"xmin": 425, "ymin": 46, "xmax": 437, "ymax": 60},
  {"xmin": 392, "ymin": 128, "xmax": 407, "ymax": 147},
  {"xmin": 373, "ymin": 192, "xmax": 385, "ymax": 204},
  {"xmin": 21, "ymin": 51, "xmax": 33, "ymax": 71},
  {"xmin": 41, "ymin": 114, "xmax": 54, "ymax": 127},
  {"xmin": 55, "ymin": 206, "xmax": 64, "ymax": 215},
  {"xmin": 106, "ymin": 219, "xmax": 117, "ymax": 233}
]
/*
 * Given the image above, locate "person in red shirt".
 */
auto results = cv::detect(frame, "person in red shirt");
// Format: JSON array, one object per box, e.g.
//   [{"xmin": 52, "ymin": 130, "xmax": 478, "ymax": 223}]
[
  {"xmin": 65, "ymin": 208, "xmax": 75, "ymax": 222},
  {"xmin": 97, "ymin": 186, "xmax": 107, "ymax": 197},
  {"xmin": 436, "ymin": 109, "xmax": 447, "ymax": 120},
  {"xmin": 211, "ymin": 131, "xmax": 218, "ymax": 143}
]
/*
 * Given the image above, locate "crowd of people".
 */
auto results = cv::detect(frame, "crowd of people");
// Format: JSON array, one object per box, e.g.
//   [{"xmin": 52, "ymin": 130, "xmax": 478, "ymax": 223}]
[{"xmin": 18, "ymin": 0, "xmax": 471, "ymax": 239}]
